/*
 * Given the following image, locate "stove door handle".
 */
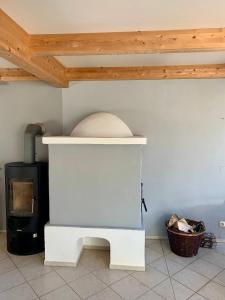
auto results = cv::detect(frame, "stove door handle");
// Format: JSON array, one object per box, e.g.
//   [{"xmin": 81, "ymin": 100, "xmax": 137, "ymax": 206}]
[{"xmin": 31, "ymin": 198, "xmax": 34, "ymax": 213}]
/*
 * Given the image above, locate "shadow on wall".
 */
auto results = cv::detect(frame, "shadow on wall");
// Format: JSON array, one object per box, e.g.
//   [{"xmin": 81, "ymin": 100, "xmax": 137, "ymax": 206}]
[
  {"xmin": 32, "ymin": 120, "xmax": 63, "ymax": 162},
  {"xmin": 184, "ymin": 201, "xmax": 225, "ymax": 240},
  {"xmin": 83, "ymin": 237, "xmax": 110, "ymax": 249},
  {"xmin": 0, "ymin": 167, "xmax": 5, "ymax": 230},
  {"xmin": 157, "ymin": 201, "xmax": 225, "ymax": 240}
]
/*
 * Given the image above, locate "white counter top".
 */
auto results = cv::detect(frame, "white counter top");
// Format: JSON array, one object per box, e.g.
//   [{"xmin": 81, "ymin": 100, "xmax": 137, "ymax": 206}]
[{"xmin": 42, "ymin": 136, "xmax": 147, "ymax": 145}]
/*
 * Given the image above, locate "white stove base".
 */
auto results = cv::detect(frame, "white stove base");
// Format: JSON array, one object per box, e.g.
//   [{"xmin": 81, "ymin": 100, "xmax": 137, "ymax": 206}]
[{"xmin": 44, "ymin": 224, "xmax": 145, "ymax": 271}]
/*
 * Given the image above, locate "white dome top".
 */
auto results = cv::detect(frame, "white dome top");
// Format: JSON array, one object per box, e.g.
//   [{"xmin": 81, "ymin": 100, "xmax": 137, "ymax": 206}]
[{"xmin": 71, "ymin": 112, "xmax": 133, "ymax": 138}]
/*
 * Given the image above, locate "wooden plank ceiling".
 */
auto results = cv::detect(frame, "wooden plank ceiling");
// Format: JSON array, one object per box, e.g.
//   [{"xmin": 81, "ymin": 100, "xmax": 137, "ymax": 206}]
[{"xmin": 1, "ymin": 8, "xmax": 225, "ymax": 86}]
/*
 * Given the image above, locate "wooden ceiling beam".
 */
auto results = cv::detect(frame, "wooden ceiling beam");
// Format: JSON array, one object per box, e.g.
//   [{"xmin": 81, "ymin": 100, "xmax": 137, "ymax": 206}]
[
  {"xmin": 0, "ymin": 9, "xmax": 68, "ymax": 87},
  {"xmin": 2, "ymin": 64, "xmax": 225, "ymax": 82},
  {"xmin": 0, "ymin": 68, "xmax": 38, "ymax": 81},
  {"xmin": 31, "ymin": 28, "xmax": 225, "ymax": 56},
  {"xmin": 66, "ymin": 64, "xmax": 225, "ymax": 81}
]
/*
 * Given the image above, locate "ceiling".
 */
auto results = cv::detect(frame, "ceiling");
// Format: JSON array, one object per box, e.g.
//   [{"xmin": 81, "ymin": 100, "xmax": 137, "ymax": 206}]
[
  {"xmin": 57, "ymin": 52, "xmax": 225, "ymax": 68},
  {"xmin": 1, "ymin": 0, "xmax": 225, "ymax": 68},
  {"xmin": 0, "ymin": 58, "xmax": 16, "ymax": 68},
  {"xmin": 1, "ymin": 0, "xmax": 225, "ymax": 33}
]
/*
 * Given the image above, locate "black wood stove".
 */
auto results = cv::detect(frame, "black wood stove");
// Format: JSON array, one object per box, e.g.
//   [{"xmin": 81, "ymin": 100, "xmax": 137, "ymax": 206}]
[{"xmin": 5, "ymin": 124, "xmax": 49, "ymax": 255}]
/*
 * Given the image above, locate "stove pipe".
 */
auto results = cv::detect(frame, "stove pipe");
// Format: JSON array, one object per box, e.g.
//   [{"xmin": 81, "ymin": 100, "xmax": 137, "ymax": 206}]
[{"xmin": 24, "ymin": 123, "xmax": 45, "ymax": 163}]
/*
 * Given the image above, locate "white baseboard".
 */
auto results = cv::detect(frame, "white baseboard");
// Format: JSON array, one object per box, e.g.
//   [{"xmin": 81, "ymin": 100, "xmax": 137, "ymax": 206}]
[
  {"xmin": 216, "ymin": 239, "xmax": 225, "ymax": 243},
  {"xmin": 110, "ymin": 264, "xmax": 145, "ymax": 271},
  {"xmin": 1, "ymin": 230, "xmax": 225, "ymax": 243},
  {"xmin": 45, "ymin": 261, "xmax": 77, "ymax": 267},
  {"xmin": 0, "ymin": 232, "xmax": 166, "ymax": 239},
  {"xmin": 145, "ymin": 235, "xmax": 167, "ymax": 240},
  {"xmin": 145, "ymin": 235, "xmax": 225, "ymax": 243},
  {"xmin": 84, "ymin": 245, "xmax": 109, "ymax": 250}
]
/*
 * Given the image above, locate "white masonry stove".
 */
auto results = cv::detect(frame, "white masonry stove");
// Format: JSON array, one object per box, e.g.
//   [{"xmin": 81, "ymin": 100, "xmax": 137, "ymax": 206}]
[{"xmin": 43, "ymin": 112, "xmax": 147, "ymax": 271}]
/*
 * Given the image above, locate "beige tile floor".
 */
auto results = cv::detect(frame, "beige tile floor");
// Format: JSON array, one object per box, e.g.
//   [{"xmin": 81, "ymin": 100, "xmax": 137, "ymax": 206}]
[{"xmin": 0, "ymin": 233, "xmax": 225, "ymax": 300}]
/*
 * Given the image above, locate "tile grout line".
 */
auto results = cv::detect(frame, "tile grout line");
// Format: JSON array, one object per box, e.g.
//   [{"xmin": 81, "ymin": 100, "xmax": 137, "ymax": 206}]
[
  {"xmin": 186, "ymin": 292, "xmax": 208, "ymax": 300},
  {"xmin": 143, "ymin": 250, "xmax": 171, "ymax": 299},
  {"xmin": 70, "ymin": 250, "xmax": 130, "ymax": 299},
  {"xmin": 52, "ymin": 253, "xmax": 113, "ymax": 299},
  {"xmin": 89, "ymin": 273, "xmax": 127, "ymax": 299},
  {"xmin": 85, "ymin": 286, "xmax": 123, "ymax": 300},
  {"xmin": 160, "ymin": 244, "xmax": 225, "ymax": 299},
  {"xmin": 129, "ymin": 241, "xmax": 187, "ymax": 300},
  {"xmin": 194, "ymin": 265, "xmax": 225, "ymax": 295},
  {"xmin": 170, "ymin": 262, "xmax": 225, "ymax": 297},
  {"xmin": 185, "ymin": 261, "xmax": 225, "ymax": 281},
  {"xmin": 169, "ymin": 261, "xmax": 211, "ymax": 295},
  {"xmin": 0, "ymin": 252, "xmax": 40, "ymax": 298},
  {"xmin": 87, "ymin": 263, "xmax": 129, "ymax": 299},
  {"xmin": 56, "ymin": 250, "xmax": 121, "ymax": 298},
  {"xmin": 160, "ymin": 239, "xmax": 177, "ymax": 300},
  {"xmin": 147, "ymin": 243, "xmax": 213, "ymax": 299},
  {"xmin": 148, "ymin": 242, "xmax": 190, "ymax": 276},
  {"xmin": 146, "ymin": 242, "xmax": 184, "ymax": 299},
  {"xmin": 9, "ymin": 253, "xmax": 41, "ymax": 299},
  {"xmin": 135, "ymin": 290, "xmax": 151, "ymax": 300},
  {"xmin": 0, "ymin": 282, "xmax": 30, "ymax": 297},
  {"xmin": 171, "ymin": 276, "xmax": 208, "ymax": 296},
  {"xmin": 73, "ymin": 251, "xmax": 148, "ymax": 299},
  {"xmin": 0, "ymin": 249, "xmax": 30, "ymax": 296},
  {"xmin": 0, "ymin": 255, "xmax": 160, "ymax": 300},
  {"xmin": 129, "ymin": 265, "xmax": 168, "ymax": 299},
  {"xmin": 0, "ymin": 248, "xmax": 75, "ymax": 299},
  {"xmin": 170, "ymin": 252, "xmax": 225, "ymax": 295},
  {"xmin": 46, "ymin": 266, "xmax": 83, "ymax": 299},
  {"xmin": 1, "ymin": 234, "xmax": 225, "ymax": 300},
  {"xmin": 168, "ymin": 255, "xmax": 211, "ymax": 294}
]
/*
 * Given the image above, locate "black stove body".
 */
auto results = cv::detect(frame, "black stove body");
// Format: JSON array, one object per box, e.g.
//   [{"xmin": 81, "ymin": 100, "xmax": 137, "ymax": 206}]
[
  {"xmin": 5, "ymin": 124, "xmax": 49, "ymax": 255},
  {"xmin": 5, "ymin": 162, "xmax": 49, "ymax": 255}
]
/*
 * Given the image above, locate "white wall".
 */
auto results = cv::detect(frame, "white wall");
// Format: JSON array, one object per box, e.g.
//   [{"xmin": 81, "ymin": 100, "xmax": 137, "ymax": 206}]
[
  {"xmin": 63, "ymin": 79, "xmax": 225, "ymax": 238},
  {"xmin": 0, "ymin": 82, "xmax": 62, "ymax": 229}
]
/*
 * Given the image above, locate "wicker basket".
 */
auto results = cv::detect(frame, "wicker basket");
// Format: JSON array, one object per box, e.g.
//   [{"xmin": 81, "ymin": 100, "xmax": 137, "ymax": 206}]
[{"xmin": 165, "ymin": 219, "xmax": 205, "ymax": 257}]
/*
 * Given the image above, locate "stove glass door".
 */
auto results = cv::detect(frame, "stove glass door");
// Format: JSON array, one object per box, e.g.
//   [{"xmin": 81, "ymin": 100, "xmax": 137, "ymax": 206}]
[{"xmin": 9, "ymin": 179, "xmax": 34, "ymax": 216}]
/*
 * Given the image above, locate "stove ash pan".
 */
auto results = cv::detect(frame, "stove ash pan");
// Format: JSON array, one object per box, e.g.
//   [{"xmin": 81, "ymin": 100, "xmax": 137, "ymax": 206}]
[{"xmin": 45, "ymin": 112, "xmax": 147, "ymax": 229}]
